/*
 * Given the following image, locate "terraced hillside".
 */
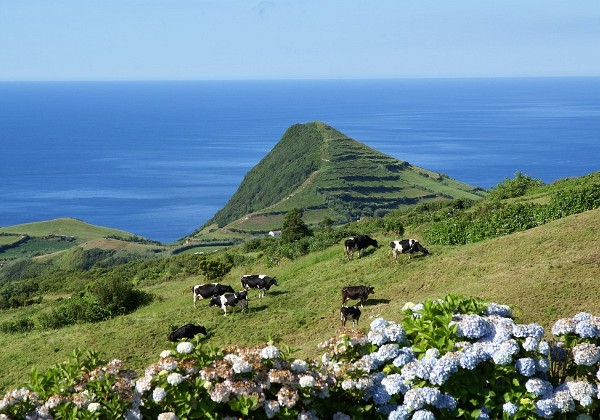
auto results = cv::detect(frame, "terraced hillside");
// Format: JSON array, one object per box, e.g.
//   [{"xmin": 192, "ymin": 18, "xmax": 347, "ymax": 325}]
[{"xmin": 196, "ymin": 122, "xmax": 484, "ymax": 236}]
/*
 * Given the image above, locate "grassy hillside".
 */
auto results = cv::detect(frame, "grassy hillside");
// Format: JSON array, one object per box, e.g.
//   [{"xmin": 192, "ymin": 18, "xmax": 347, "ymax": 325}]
[
  {"xmin": 0, "ymin": 218, "xmax": 136, "ymax": 242},
  {"xmin": 196, "ymin": 122, "xmax": 484, "ymax": 237},
  {"xmin": 0, "ymin": 218, "xmax": 161, "ymax": 262},
  {"xmin": 1, "ymin": 206, "xmax": 599, "ymax": 392}
]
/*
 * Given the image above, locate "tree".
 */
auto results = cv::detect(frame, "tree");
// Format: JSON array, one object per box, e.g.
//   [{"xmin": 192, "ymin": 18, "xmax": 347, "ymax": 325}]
[
  {"xmin": 487, "ymin": 171, "xmax": 543, "ymax": 201},
  {"xmin": 198, "ymin": 259, "xmax": 232, "ymax": 282},
  {"xmin": 281, "ymin": 208, "xmax": 312, "ymax": 243},
  {"xmin": 319, "ymin": 216, "xmax": 334, "ymax": 231}
]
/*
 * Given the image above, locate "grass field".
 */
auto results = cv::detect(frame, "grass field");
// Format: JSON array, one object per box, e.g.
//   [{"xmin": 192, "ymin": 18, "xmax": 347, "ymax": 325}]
[
  {"xmin": 1, "ymin": 207, "xmax": 599, "ymax": 392},
  {"xmin": 0, "ymin": 218, "xmax": 137, "ymax": 243}
]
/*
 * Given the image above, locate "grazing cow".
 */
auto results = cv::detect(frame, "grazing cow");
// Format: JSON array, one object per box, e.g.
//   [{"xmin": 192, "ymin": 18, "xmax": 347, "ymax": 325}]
[
  {"xmin": 344, "ymin": 235, "xmax": 379, "ymax": 260},
  {"xmin": 341, "ymin": 285, "xmax": 375, "ymax": 307},
  {"xmin": 240, "ymin": 274, "xmax": 279, "ymax": 298},
  {"xmin": 340, "ymin": 306, "xmax": 361, "ymax": 327},
  {"xmin": 192, "ymin": 283, "xmax": 235, "ymax": 308},
  {"xmin": 168, "ymin": 323, "xmax": 207, "ymax": 342},
  {"xmin": 390, "ymin": 239, "xmax": 429, "ymax": 263},
  {"xmin": 209, "ymin": 290, "xmax": 248, "ymax": 316}
]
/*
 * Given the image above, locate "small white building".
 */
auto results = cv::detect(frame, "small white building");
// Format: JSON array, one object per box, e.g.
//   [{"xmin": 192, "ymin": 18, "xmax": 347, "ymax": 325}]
[{"xmin": 268, "ymin": 230, "xmax": 282, "ymax": 237}]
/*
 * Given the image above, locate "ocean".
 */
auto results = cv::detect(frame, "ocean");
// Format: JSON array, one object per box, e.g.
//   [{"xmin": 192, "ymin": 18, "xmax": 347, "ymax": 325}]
[{"xmin": 1, "ymin": 78, "xmax": 599, "ymax": 243}]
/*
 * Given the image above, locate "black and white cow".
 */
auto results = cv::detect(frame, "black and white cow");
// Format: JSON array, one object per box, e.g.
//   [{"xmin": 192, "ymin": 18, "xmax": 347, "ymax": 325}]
[
  {"xmin": 192, "ymin": 283, "xmax": 235, "ymax": 308},
  {"xmin": 240, "ymin": 274, "xmax": 279, "ymax": 298},
  {"xmin": 209, "ymin": 290, "xmax": 248, "ymax": 316},
  {"xmin": 390, "ymin": 239, "xmax": 429, "ymax": 263},
  {"xmin": 344, "ymin": 235, "xmax": 379, "ymax": 260},
  {"xmin": 168, "ymin": 323, "xmax": 207, "ymax": 342},
  {"xmin": 341, "ymin": 285, "xmax": 375, "ymax": 308},
  {"xmin": 340, "ymin": 306, "xmax": 361, "ymax": 327}
]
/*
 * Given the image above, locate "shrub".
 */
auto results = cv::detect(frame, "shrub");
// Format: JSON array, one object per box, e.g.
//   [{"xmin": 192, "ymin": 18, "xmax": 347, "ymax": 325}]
[
  {"xmin": 0, "ymin": 317, "xmax": 34, "ymax": 334},
  {"xmin": 37, "ymin": 296, "xmax": 112, "ymax": 329},
  {"xmin": 487, "ymin": 171, "xmax": 544, "ymax": 201}
]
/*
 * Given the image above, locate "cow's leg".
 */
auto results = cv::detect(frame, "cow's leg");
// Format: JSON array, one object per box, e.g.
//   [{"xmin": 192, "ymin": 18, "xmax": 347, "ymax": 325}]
[{"xmin": 222, "ymin": 304, "xmax": 227, "ymax": 316}]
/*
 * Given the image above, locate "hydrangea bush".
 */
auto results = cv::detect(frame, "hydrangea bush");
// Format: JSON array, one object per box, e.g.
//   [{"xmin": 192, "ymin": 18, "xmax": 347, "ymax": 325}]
[{"xmin": 2, "ymin": 294, "xmax": 600, "ymax": 419}]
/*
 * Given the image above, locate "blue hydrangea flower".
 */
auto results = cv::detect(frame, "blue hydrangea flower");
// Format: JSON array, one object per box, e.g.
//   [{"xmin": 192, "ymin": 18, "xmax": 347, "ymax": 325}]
[
  {"xmin": 412, "ymin": 409, "xmax": 435, "ymax": 420},
  {"xmin": 503, "ymin": 402, "xmax": 518, "ymax": 417},
  {"xmin": 375, "ymin": 344, "xmax": 401, "ymax": 362},
  {"xmin": 370, "ymin": 318, "xmax": 390, "ymax": 332},
  {"xmin": 483, "ymin": 302, "xmax": 512, "ymax": 318},
  {"xmin": 384, "ymin": 323, "xmax": 407, "ymax": 344},
  {"xmin": 515, "ymin": 357, "xmax": 536, "ymax": 377},
  {"xmin": 372, "ymin": 385, "xmax": 392, "ymax": 405},
  {"xmin": 401, "ymin": 360, "xmax": 431, "ymax": 382},
  {"xmin": 388, "ymin": 405, "xmax": 410, "ymax": 420},
  {"xmin": 381, "ymin": 374, "xmax": 408, "ymax": 396},
  {"xmin": 573, "ymin": 312, "xmax": 593, "ymax": 322},
  {"xmin": 435, "ymin": 394, "xmax": 457, "ymax": 411},
  {"xmin": 551, "ymin": 318, "xmax": 575, "ymax": 336},
  {"xmin": 553, "ymin": 386, "xmax": 575, "ymax": 413},
  {"xmin": 483, "ymin": 316, "xmax": 515, "ymax": 343},
  {"xmin": 403, "ymin": 387, "xmax": 441, "ymax": 411},
  {"xmin": 525, "ymin": 378, "xmax": 553, "ymax": 397},
  {"xmin": 429, "ymin": 352, "xmax": 460, "ymax": 386},
  {"xmin": 522, "ymin": 336, "xmax": 539, "ymax": 352},
  {"xmin": 454, "ymin": 314, "xmax": 492, "ymax": 339},
  {"xmin": 535, "ymin": 398, "xmax": 557, "ymax": 418},
  {"xmin": 512, "ymin": 323, "xmax": 544, "ymax": 340},
  {"xmin": 536, "ymin": 358, "xmax": 550, "ymax": 373},
  {"xmin": 574, "ymin": 320, "xmax": 600, "ymax": 339},
  {"xmin": 538, "ymin": 340, "xmax": 550, "ymax": 356},
  {"xmin": 354, "ymin": 354, "xmax": 382, "ymax": 372},
  {"xmin": 566, "ymin": 381, "xmax": 596, "ymax": 407},
  {"xmin": 392, "ymin": 347, "xmax": 415, "ymax": 368},
  {"xmin": 492, "ymin": 345, "xmax": 515, "ymax": 365},
  {"xmin": 572, "ymin": 342, "xmax": 600, "ymax": 366},
  {"xmin": 459, "ymin": 343, "xmax": 490, "ymax": 370}
]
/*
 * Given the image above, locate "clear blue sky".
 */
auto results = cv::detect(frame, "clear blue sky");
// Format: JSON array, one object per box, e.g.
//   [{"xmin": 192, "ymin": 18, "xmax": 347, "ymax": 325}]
[{"xmin": 1, "ymin": 0, "xmax": 599, "ymax": 81}]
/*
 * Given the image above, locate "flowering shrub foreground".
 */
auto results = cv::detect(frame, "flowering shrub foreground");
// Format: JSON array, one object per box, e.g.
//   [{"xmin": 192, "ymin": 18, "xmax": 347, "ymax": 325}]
[{"xmin": 2, "ymin": 294, "xmax": 600, "ymax": 419}]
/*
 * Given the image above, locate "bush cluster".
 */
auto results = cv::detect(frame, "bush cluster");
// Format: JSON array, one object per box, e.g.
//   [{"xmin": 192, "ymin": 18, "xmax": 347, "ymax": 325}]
[
  {"xmin": 424, "ymin": 184, "xmax": 600, "ymax": 245},
  {"xmin": 3, "ymin": 295, "xmax": 600, "ymax": 419}
]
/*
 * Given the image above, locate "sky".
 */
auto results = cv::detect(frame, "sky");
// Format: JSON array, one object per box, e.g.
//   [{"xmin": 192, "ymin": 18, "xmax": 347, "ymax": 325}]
[{"xmin": 1, "ymin": 0, "xmax": 600, "ymax": 81}]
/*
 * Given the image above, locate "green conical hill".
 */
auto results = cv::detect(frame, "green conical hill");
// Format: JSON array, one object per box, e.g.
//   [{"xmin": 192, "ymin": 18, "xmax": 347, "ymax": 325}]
[{"xmin": 202, "ymin": 122, "xmax": 484, "ymax": 233}]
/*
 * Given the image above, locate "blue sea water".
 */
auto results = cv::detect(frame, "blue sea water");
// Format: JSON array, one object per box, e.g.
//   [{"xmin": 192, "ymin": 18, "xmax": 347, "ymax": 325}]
[{"xmin": 1, "ymin": 78, "xmax": 599, "ymax": 242}]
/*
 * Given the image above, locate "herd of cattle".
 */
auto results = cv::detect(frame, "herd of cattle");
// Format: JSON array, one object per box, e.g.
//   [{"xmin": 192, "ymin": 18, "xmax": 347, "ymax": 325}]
[{"xmin": 168, "ymin": 236, "xmax": 429, "ymax": 342}]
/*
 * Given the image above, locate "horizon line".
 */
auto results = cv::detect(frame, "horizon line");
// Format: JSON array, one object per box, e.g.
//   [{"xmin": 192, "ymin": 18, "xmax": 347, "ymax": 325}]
[{"xmin": 2, "ymin": 75, "xmax": 600, "ymax": 83}]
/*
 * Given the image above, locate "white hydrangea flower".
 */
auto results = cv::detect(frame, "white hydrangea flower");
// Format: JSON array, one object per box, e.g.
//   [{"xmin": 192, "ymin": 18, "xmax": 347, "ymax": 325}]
[
  {"xmin": 135, "ymin": 377, "xmax": 152, "ymax": 394},
  {"xmin": 167, "ymin": 372, "xmax": 183, "ymax": 386},
  {"xmin": 157, "ymin": 413, "xmax": 178, "ymax": 420},
  {"xmin": 87, "ymin": 402, "xmax": 101, "ymax": 413},
  {"xmin": 290, "ymin": 359, "xmax": 309, "ymax": 373},
  {"xmin": 160, "ymin": 350, "xmax": 173, "ymax": 358},
  {"xmin": 261, "ymin": 345, "xmax": 281, "ymax": 359},
  {"xmin": 152, "ymin": 387, "xmax": 166, "ymax": 403},
  {"xmin": 299, "ymin": 375, "xmax": 317, "ymax": 388},
  {"xmin": 176, "ymin": 342, "xmax": 194, "ymax": 354}
]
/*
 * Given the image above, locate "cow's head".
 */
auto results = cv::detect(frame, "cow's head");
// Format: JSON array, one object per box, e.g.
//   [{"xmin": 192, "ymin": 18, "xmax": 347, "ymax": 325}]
[
  {"xmin": 194, "ymin": 325, "xmax": 208, "ymax": 336},
  {"xmin": 209, "ymin": 296, "xmax": 220, "ymax": 307},
  {"xmin": 235, "ymin": 290, "xmax": 248, "ymax": 300},
  {"xmin": 270, "ymin": 277, "xmax": 279, "ymax": 286},
  {"xmin": 368, "ymin": 286, "xmax": 375, "ymax": 295}
]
